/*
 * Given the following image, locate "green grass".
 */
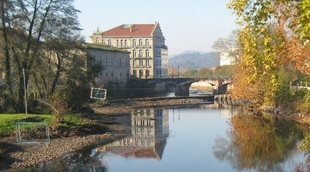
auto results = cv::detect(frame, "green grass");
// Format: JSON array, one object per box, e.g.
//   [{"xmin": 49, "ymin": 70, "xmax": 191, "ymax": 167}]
[
  {"xmin": 0, "ymin": 114, "xmax": 85, "ymax": 136},
  {"xmin": 63, "ymin": 114, "xmax": 84, "ymax": 125}
]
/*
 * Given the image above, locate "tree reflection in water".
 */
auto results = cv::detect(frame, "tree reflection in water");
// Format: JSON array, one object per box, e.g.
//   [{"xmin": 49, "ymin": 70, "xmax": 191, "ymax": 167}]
[
  {"xmin": 213, "ymin": 113, "xmax": 309, "ymax": 171},
  {"xmin": 26, "ymin": 152, "xmax": 108, "ymax": 172}
]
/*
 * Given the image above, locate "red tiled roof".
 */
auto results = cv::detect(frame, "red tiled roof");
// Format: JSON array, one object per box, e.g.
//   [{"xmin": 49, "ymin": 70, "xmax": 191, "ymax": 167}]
[
  {"xmin": 106, "ymin": 146, "xmax": 159, "ymax": 159},
  {"xmin": 102, "ymin": 24, "xmax": 156, "ymax": 37}
]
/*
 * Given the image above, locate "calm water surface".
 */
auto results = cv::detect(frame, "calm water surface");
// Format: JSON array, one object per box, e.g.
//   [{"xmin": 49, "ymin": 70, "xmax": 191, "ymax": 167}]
[{"xmin": 31, "ymin": 104, "xmax": 309, "ymax": 172}]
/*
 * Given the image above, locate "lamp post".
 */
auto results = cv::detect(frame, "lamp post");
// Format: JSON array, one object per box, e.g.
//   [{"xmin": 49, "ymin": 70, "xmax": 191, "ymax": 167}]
[{"xmin": 23, "ymin": 68, "xmax": 28, "ymax": 114}]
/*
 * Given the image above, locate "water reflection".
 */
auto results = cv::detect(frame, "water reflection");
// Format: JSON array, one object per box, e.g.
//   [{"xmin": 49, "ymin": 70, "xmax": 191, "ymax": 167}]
[
  {"xmin": 18, "ymin": 105, "xmax": 309, "ymax": 172},
  {"xmin": 213, "ymin": 113, "xmax": 309, "ymax": 171},
  {"xmin": 28, "ymin": 152, "xmax": 107, "ymax": 172},
  {"xmin": 93, "ymin": 108, "xmax": 169, "ymax": 160}
]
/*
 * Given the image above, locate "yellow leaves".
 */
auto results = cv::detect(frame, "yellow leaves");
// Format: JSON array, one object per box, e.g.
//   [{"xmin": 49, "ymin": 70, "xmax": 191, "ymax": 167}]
[
  {"xmin": 229, "ymin": 0, "xmax": 309, "ymax": 107},
  {"xmin": 263, "ymin": 37, "xmax": 272, "ymax": 46},
  {"xmin": 227, "ymin": 0, "xmax": 249, "ymax": 16}
]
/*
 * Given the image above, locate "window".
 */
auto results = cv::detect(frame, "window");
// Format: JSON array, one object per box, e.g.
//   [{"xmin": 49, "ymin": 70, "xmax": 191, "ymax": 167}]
[
  {"xmin": 133, "ymin": 70, "xmax": 137, "ymax": 77},
  {"xmin": 133, "ymin": 39, "xmax": 136, "ymax": 47},
  {"xmin": 146, "ymin": 70, "xmax": 150, "ymax": 78},
  {"xmin": 120, "ymin": 40, "xmax": 123, "ymax": 47},
  {"xmin": 124, "ymin": 40, "xmax": 127, "ymax": 47},
  {"xmin": 116, "ymin": 40, "xmax": 119, "ymax": 47},
  {"xmin": 139, "ymin": 59, "xmax": 143, "ymax": 66},
  {"xmin": 146, "ymin": 49, "xmax": 150, "ymax": 57},
  {"xmin": 95, "ymin": 37, "xmax": 99, "ymax": 43},
  {"xmin": 132, "ymin": 60, "xmax": 135, "ymax": 67},
  {"xmin": 108, "ymin": 39, "xmax": 111, "ymax": 46},
  {"xmin": 157, "ymin": 59, "xmax": 161, "ymax": 67},
  {"xmin": 145, "ymin": 39, "xmax": 149, "ymax": 46},
  {"xmin": 139, "ymin": 39, "xmax": 143, "ymax": 46},
  {"xmin": 139, "ymin": 50, "xmax": 142, "ymax": 57},
  {"xmin": 146, "ymin": 59, "xmax": 150, "ymax": 67},
  {"xmin": 156, "ymin": 69, "xmax": 160, "ymax": 75},
  {"xmin": 156, "ymin": 49, "xmax": 161, "ymax": 57},
  {"xmin": 139, "ymin": 70, "xmax": 143, "ymax": 78},
  {"xmin": 133, "ymin": 50, "xmax": 136, "ymax": 57}
]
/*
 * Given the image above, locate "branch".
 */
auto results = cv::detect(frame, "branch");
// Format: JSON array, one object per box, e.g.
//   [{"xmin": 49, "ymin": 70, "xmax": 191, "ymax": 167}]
[
  {"xmin": 28, "ymin": 0, "xmax": 53, "ymax": 70},
  {"xmin": 17, "ymin": 0, "xmax": 31, "ymax": 23},
  {"xmin": 25, "ymin": 0, "xmax": 39, "ymax": 60}
]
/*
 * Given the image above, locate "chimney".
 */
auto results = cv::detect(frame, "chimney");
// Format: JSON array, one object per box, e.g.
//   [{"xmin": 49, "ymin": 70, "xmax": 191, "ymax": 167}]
[{"xmin": 130, "ymin": 26, "xmax": 132, "ymax": 32}]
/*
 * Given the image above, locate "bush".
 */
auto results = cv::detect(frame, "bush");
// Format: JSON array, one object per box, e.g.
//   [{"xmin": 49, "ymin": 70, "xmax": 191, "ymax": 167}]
[{"xmin": 298, "ymin": 135, "xmax": 310, "ymax": 152}]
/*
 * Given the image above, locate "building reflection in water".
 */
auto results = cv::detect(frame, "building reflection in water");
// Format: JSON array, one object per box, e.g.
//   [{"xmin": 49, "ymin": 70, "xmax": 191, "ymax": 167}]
[
  {"xmin": 200, "ymin": 101, "xmax": 249, "ymax": 119},
  {"xmin": 95, "ymin": 108, "xmax": 169, "ymax": 160}
]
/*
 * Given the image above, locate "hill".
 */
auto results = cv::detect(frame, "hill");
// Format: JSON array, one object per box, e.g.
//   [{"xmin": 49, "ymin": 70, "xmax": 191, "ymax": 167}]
[{"xmin": 169, "ymin": 51, "xmax": 220, "ymax": 69}]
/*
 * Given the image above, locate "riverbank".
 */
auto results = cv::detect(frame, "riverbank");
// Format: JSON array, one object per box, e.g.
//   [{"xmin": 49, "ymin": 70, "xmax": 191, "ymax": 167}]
[
  {"xmin": 0, "ymin": 113, "xmax": 131, "ymax": 170},
  {"xmin": 91, "ymin": 97, "xmax": 210, "ymax": 115},
  {"xmin": 263, "ymin": 108, "xmax": 310, "ymax": 125},
  {"xmin": 93, "ymin": 97, "xmax": 310, "ymax": 125}
]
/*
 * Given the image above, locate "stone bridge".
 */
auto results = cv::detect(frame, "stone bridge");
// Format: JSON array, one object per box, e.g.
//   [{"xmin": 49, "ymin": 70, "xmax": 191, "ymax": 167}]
[{"xmin": 144, "ymin": 78, "xmax": 232, "ymax": 96}]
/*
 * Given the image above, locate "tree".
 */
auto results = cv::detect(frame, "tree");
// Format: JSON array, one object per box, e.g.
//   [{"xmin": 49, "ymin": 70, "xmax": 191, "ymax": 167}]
[
  {"xmin": 213, "ymin": 114, "xmax": 305, "ymax": 171},
  {"xmin": 228, "ymin": 0, "xmax": 310, "ymax": 107},
  {"xmin": 0, "ymin": 0, "xmax": 81, "ymax": 112},
  {"xmin": 212, "ymin": 30, "xmax": 241, "ymax": 63}
]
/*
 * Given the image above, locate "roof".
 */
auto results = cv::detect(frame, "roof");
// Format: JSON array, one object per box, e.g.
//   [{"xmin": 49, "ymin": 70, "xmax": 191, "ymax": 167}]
[
  {"xmin": 85, "ymin": 43, "xmax": 129, "ymax": 53},
  {"xmin": 102, "ymin": 24, "xmax": 157, "ymax": 37},
  {"xmin": 101, "ymin": 139, "xmax": 166, "ymax": 160}
]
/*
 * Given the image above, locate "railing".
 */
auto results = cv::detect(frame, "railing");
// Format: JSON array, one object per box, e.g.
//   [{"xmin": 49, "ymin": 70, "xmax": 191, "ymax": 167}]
[{"xmin": 290, "ymin": 81, "xmax": 310, "ymax": 90}]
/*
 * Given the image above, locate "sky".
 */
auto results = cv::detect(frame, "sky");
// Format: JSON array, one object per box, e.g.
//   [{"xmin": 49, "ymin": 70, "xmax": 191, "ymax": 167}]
[{"xmin": 74, "ymin": 0, "xmax": 238, "ymax": 56}]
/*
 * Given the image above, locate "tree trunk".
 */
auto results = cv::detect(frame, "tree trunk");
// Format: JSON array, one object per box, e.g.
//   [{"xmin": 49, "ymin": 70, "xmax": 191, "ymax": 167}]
[{"xmin": 1, "ymin": 0, "xmax": 13, "ymax": 96}]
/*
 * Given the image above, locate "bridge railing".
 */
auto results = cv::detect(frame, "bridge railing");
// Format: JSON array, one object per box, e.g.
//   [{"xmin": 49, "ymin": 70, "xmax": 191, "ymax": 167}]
[{"xmin": 290, "ymin": 81, "xmax": 310, "ymax": 90}]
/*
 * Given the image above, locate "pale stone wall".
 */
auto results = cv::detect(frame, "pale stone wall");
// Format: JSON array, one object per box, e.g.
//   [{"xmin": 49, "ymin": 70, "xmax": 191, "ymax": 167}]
[{"xmin": 87, "ymin": 48, "xmax": 130, "ymax": 87}]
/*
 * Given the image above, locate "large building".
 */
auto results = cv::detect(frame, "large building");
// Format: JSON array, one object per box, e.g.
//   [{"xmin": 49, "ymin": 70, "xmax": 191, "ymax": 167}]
[
  {"xmin": 90, "ymin": 22, "xmax": 168, "ymax": 79},
  {"xmin": 95, "ymin": 108, "xmax": 169, "ymax": 160},
  {"xmin": 86, "ymin": 43, "xmax": 130, "ymax": 87}
]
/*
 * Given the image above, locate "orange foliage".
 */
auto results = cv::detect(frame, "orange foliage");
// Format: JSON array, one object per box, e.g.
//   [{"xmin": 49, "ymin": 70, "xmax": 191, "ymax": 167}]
[{"xmin": 286, "ymin": 39, "xmax": 310, "ymax": 75}]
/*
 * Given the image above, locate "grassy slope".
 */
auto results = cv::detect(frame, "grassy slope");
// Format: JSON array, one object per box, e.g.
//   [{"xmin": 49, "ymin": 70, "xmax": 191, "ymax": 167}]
[{"xmin": 0, "ymin": 114, "xmax": 83, "ymax": 136}]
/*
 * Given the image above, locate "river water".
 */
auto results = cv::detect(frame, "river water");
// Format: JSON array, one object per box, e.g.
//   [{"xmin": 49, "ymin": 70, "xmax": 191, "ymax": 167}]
[{"xmin": 31, "ymin": 104, "xmax": 309, "ymax": 172}]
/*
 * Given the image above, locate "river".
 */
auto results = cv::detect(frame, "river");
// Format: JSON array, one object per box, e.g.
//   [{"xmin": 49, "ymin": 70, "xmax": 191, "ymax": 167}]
[{"xmin": 28, "ymin": 104, "xmax": 309, "ymax": 172}]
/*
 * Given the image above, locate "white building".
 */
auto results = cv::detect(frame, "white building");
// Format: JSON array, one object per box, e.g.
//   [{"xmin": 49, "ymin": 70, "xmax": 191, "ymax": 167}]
[
  {"xmin": 96, "ymin": 108, "xmax": 169, "ymax": 160},
  {"xmin": 220, "ymin": 51, "xmax": 235, "ymax": 66},
  {"xmin": 90, "ymin": 22, "xmax": 168, "ymax": 79}
]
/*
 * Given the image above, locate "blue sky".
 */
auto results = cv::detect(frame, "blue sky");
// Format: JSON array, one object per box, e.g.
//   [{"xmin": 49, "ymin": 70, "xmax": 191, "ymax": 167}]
[{"xmin": 74, "ymin": 0, "xmax": 238, "ymax": 56}]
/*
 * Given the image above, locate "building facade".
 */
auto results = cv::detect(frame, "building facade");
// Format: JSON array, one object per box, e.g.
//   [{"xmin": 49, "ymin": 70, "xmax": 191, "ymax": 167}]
[
  {"xmin": 86, "ymin": 43, "xmax": 130, "ymax": 87},
  {"xmin": 90, "ymin": 22, "xmax": 168, "ymax": 79},
  {"xmin": 220, "ymin": 51, "xmax": 235, "ymax": 66},
  {"xmin": 95, "ymin": 108, "xmax": 169, "ymax": 159}
]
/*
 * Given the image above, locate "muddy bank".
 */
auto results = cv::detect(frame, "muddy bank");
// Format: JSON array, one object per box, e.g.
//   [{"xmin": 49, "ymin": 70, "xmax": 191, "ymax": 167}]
[
  {"xmin": 243, "ymin": 104, "xmax": 310, "ymax": 125},
  {"xmin": 93, "ymin": 97, "xmax": 309, "ymax": 124},
  {"xmin": 0, "ymin": 121, "xmax": 130, "ymax": 170},
  {"xmin": 91, "ymin": 97, "xmax": 209, "ymax": 115}
]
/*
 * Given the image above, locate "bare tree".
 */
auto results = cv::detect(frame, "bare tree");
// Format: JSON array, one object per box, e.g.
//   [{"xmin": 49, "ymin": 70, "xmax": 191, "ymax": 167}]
[{"xmin": 0, "ymin": 0, "xmax": 81, "ymax": 111}]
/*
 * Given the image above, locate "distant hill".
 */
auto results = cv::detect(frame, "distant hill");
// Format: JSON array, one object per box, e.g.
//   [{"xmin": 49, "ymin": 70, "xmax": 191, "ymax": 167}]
[{"xmin": 169, "ymin": 51, "xmax": 220, "ymax": 69}]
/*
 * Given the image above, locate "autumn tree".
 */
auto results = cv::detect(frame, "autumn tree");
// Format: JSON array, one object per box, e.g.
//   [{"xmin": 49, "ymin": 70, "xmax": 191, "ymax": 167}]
[
  {"xmin": 228, "ymin": 0, "xmax": 310, "ymax": 108},
  {"xmin": 213, "ymin": 114, "xmax": 305, "ymax": 171}
]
